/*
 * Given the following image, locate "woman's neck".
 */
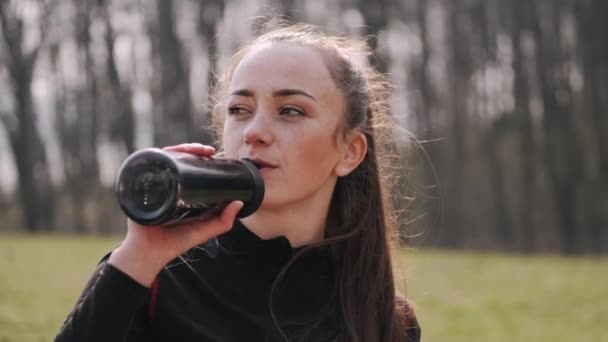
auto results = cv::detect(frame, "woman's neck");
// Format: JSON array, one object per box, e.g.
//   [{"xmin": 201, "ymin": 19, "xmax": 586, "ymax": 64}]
[{"xmin": 239, "ymin": 185, "xmax": 334, "ymax": 248}]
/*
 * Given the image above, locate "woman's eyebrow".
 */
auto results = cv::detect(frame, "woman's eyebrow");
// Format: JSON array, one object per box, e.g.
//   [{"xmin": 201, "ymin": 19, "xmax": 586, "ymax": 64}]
[
  {"xmin": 273, "ymin": 89, "xmax": 318, "ymax": 102},
  {"xmin": 230, "ymin": 89, "xmax": 254, "ymax": 97},
  {"xmin": 229, "ymin": 88, "xmax": 318, "ymax": 102}
]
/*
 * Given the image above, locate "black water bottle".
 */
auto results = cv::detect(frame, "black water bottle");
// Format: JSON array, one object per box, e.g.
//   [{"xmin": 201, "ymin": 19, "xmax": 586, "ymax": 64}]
[{"xmin": 115, "ymin": 148, "xmax": 264, "ymax": 226}]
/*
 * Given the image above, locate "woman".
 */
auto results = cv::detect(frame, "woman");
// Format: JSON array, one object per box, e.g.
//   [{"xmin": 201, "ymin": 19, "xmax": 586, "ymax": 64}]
[{"xmin": 55, "ymin": 23, "xmax": 421, "ymax": 342}]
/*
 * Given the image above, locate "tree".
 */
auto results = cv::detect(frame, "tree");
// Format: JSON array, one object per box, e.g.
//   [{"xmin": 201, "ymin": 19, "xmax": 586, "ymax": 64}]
[
  {"xmin": 0, "ymin": 0, "xmax": 56, "ymax": 232},
  {"xmin": 510, "ymin": 0, "xmax": 537, "ymax": 252},
  {"xmin": 148, "ymin": 0, "xmax": 196, "ymax": 146},
  {"xmin": 531, "ymin": 1, "xmax": 582, "ymax": 254},
  {"xmin": 442, "ymin": 0, "xmax": 473, "ymax": 247},
  {"xmin": 197, "ymin": 0, "xmax": 225, "ymax": 145},
  {"xmin": 53, "ymin": 0, "xmax": 101, "ymax": 232},
  {"xmin": 413, "ymin": 0, "xmax": 434, "ymax": 139},
  {"xmin": 357, "ymin": 0, "xmax": 390, "ymax": 73},
  {"xmin": 576, "ymin": 0, "xmax": 608, "ymax": 253},
  {"xmin": 98, "ymin": 0, "xmax": 136, "ymax": 155},
  {"xmin": 473, "ymin": 0, "xmax": 514, "ymax": 249}
]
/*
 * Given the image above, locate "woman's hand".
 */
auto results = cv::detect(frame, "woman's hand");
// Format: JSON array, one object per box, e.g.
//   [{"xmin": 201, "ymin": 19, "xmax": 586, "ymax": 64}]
[{"xmin": 108, "ymin": 143, "xmax": 243, "ymax": 287}]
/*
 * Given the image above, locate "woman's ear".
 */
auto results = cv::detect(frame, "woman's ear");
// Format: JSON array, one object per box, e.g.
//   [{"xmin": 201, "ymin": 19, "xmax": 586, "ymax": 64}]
[{"xmin": 334, "ymin": 132, "xmax": 368, "ymax": 177}]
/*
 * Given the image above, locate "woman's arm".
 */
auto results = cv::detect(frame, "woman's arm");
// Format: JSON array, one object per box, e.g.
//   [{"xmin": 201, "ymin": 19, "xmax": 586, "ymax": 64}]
[
  {"xmin": 55, "ymin": 143, "xmax": 242, "ymax": 341},
  {"xmin": 54, "ymin": 258, "xmax": 152, "ymax": 342},
  {"xmin": 395, "ymin": 295, "xmax": 421, "ymax": 342}
]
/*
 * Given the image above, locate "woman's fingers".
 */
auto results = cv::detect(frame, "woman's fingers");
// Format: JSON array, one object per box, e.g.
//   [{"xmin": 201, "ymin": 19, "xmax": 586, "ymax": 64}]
[
  {"xmin": 199, "ymin": 200, "xmax": 244, "ymax": 237},
  {"xmin": 175, "ymin": 201, "xmax": 244, "ymax": 246},
  {"xmin": 163, "ymin": 143, "xmax": 215, "ymax": 157},
  {"xmin": 124, "ymin": 201, "xmax": 244, "ymax": 264}
]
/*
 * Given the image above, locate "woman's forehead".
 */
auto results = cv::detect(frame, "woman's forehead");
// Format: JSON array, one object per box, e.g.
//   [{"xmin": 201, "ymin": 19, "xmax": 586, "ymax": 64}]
[{"xmin": 227, "ymin": 42, "xmax": 341, "ymax": 101}]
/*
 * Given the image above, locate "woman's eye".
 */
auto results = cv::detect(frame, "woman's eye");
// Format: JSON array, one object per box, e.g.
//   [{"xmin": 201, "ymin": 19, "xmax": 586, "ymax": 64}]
[
  {"xmin": 228, "ymin": 106, "xmax": 249, "ymax": 115},
  {"xmin": 280, "ymin": 107, "xmax": 304, "ymax": 116}
]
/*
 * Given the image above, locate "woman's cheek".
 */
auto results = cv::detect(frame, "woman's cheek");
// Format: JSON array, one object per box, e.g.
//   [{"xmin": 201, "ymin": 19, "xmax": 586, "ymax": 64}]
[{"xmin": 222, "ymin": 127, "xmax": 240, "ymax": 157}]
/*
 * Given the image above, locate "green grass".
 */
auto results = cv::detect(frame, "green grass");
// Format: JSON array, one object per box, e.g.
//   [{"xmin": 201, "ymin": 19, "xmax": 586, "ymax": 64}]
[
  {"xmin": 395, "ymin": 249, "xmax": 608, "ymax": 341},
  {"xmin": 1, "ymin": 235, "xmax": 607, "ymax": 341},
  {"xmin": 0, "ymin": 235, "xmax": 121, "ymax": 342}
]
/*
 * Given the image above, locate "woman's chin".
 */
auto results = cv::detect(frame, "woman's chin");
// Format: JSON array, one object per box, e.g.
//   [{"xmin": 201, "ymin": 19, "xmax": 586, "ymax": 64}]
[{"xmin": 257, "ymin": 195, "xmax": 288, "ymax": 211}]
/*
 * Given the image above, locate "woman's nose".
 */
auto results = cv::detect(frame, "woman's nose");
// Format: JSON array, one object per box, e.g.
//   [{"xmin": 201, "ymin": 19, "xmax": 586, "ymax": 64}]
[{"xmin": 243, "ymin": 112, "xmax": 273, "ymax": 146}]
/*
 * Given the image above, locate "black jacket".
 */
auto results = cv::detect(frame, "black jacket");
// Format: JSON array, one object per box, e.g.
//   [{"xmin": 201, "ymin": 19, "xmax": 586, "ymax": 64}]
[{"xmin": 55, "ymin": 220, "xmax": 421, "ymax": 341}]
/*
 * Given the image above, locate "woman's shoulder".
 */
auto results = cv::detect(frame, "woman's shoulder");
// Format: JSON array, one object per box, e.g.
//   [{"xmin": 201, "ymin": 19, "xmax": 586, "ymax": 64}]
[{"xmin": 395, "ymin": 294, "xmax": 421, "ymax": 342}]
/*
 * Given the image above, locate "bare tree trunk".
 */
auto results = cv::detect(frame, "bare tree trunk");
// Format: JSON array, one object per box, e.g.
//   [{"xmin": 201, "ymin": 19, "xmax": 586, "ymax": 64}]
[
  {"xmin": 443, "ymin": 0, "xmax": 472, "ymax": 248},
  {"xmin": 0, "ymin": 0, "xmax": 55, "ymax": 232},
  {"xmin": 54, "ymin": 0, "xmax": 100, "ymax": 233},
  {"xmin": 149, "ymin": 0, "xmax": 195, "ymax": 146},
  {"xmin": 414, "ymin": 0, "xmax": 433, "ymax": 139},
  {"xmin": 532, "ymin": 2, "xmax": 582, "ymax": 254},
  {"xmin": 510, "ymin": 0, "xmax": 537, "ymax": 252},
  {"xmin": 476, "ymin": 0, "xmax": 514, "ymax": 250},
  {"xmin": 483, "ymin": 119, "xmax": 513, "ymax": 249},
  {"xmin": 357, "ymin": 0, "xmax": 390, "ymax": 73},
  {"xmin": 197, "ymin": 0, "xmax": 225, "ymax": 146},
  {"xmin": 577, "ymin": 0, "xmax": 608, "ymax": 253},
  {"xmin": 99, "ymin": 0, "xmax": 135, "ymax": 154}
]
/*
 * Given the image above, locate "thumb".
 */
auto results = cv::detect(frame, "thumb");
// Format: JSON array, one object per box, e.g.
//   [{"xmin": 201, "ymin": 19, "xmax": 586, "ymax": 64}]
[
  {"xmin": 218, "ymin": 200, "xmax": 245, "ymax": 228},
  {"xmin": 191, "ymin": 201, "xmax": 244, "ymax": 242}
]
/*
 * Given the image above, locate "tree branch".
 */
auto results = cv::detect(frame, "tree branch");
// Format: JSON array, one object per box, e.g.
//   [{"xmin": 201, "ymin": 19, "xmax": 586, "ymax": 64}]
[
  {"xmin": 0, "ymin": 110, "xmax": 16, "ymax": 138},
  {"xmin": 26, "ymin": 0, "xmax": 59, "ymax": 66},
  {"xmin": 0, "ymin": 0, "xmax": 17, "ymax": 71}
]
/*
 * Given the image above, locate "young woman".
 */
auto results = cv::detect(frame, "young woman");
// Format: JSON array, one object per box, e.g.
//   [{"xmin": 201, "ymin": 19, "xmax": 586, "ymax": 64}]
[{"xmin": 55, "ymin": 23, "xmax": 421, "ymax": 342}]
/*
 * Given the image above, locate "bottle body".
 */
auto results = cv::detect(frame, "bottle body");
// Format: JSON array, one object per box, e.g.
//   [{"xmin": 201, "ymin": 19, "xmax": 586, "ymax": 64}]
[{"xmin": 115, "ymin": 148, "xmax": 264, "ymax": 226}]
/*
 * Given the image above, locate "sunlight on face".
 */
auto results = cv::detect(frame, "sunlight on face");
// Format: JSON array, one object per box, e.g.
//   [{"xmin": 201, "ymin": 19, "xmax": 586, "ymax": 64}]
[{"xmin": 222, "ymin": 42, "xmax": 346, "ymax": 210}]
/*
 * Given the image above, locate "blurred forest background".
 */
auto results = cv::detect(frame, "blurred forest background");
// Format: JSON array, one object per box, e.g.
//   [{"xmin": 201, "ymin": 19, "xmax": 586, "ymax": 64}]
[{"xmin": 1, "ymin": 0, "xmax": 607, "ymax": 255}]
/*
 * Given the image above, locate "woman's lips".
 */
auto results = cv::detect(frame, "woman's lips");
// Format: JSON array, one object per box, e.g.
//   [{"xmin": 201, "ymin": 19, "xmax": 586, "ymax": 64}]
[
  {"xmin": 249, "ymin": 158, "xmax": 278, "ymax": 173},
  {"xmin": 259, "ymin": 166, "xmax": 275, "ymax": 173}
]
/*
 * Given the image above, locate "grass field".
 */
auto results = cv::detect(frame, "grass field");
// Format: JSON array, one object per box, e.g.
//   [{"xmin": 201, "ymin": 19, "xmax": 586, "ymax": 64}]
[{"xmin": 1, "ymin": 235, "xmax": 607, "ymax": 342}]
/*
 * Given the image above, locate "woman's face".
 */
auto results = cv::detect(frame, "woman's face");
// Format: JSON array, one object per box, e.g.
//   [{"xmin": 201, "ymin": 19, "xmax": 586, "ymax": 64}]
[{"xmin": 222, "ymin": 42, "xmax": 347, "ymax": 210}]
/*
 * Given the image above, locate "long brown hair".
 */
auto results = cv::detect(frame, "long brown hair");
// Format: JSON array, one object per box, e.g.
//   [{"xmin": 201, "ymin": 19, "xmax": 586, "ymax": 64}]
[{"xmin": 210, "ymin": 22, "xmax": 412, "ymax": 342}]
